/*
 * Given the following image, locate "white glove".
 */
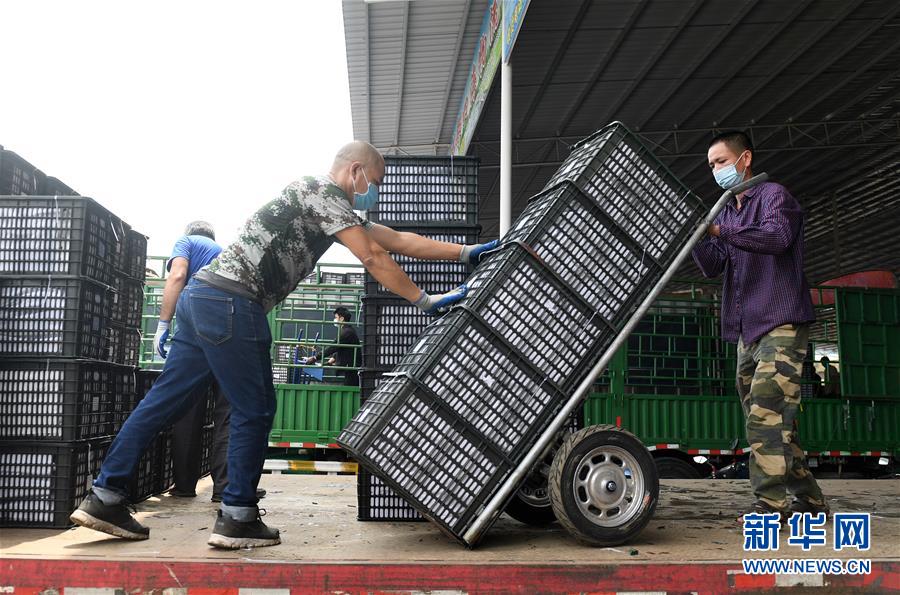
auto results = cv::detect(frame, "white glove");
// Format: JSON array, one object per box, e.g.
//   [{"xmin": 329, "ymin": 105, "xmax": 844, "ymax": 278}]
[{"xmin": 154, "ymin": 320, "xmax": 171, "ymax": 359}]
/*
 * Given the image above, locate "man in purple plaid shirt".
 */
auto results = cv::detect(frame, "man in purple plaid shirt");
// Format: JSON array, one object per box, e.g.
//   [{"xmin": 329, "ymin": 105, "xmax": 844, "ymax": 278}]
[{"xmin": 692, "ymin": 130, "xmax": 827, "ymax": 524}]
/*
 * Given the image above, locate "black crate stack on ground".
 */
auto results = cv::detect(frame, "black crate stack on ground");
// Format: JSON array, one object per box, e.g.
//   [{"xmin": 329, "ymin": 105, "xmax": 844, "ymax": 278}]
[
  {"xmin": 0, "ymin": 187, "xmax": 152, "ymax": 527},
  {"xmin": 340, "ymin": 123, "xmax": 707, "ymax": 544},
  {"xmin": 355, "ymin": 155, "xmax": 479, "ymax": 522}
]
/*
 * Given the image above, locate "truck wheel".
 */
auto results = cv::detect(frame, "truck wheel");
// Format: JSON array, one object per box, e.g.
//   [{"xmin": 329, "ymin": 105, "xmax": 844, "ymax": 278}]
[
  {"xmin": 654, "ymin": 456, "xmax": 701, "ymax": 479},
  {"xmin": 549, "ymin": 425, "xmax": 659, "ymax": 546},
  {"xmin": 504, "ymin": 471, "xmax": 556, "ymax": 526}
]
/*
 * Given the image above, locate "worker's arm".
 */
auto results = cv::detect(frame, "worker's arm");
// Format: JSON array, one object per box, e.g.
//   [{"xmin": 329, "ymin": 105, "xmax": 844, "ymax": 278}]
[
  {"xmin": 335, "ymin": 225, "xmax": 468, "ymax": 312},
  {"xmin": 367, "ymin": 223, "xmax": 499, "ymax": 265},
  {"xmin": 716, "ymin": 187, "xmax": 802, "ymax": 255},
  {"xmin": 691, "ymin": 236, "xmax": 727, "ymax": 278},
  {"xmin": 154, "ymin": 256, "xmax": 189, "ymax": 358},
  {"xmin": 160, "ymin": 257, "xmax": 189, "ymax": 322}
]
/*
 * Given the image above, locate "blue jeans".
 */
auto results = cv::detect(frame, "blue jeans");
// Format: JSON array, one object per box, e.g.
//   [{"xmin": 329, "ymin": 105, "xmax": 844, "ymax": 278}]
[{"xmin": 95, "ymin": 279, "xmax": 276, "ymax": 519}]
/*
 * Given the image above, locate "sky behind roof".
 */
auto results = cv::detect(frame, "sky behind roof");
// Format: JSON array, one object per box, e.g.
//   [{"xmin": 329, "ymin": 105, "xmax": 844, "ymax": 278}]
[{"xmin": 2, "ymin": 1, "xmax": 359, "ymax": 265}]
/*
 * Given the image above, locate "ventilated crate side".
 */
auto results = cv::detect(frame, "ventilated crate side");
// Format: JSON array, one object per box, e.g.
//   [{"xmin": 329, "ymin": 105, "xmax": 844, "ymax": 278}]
[
  {"xmin": 368, "ymin": 156, "xmax": 479, "ymax": 225},
  {"xmin": 0, "ymin": 438, "xmax": 111, "ymax": 528},
  {"xmin": 0, "ymin": 361, "xmax": 116, "ymax": 441},
  {"xmin": 0, "ymin": 196, "xmax": 120, "ymax": 285},
  {"xmin": 457, "ymin": 242, "xmax": 614, "ymax": 391},
  {"xmin": 0, "ymin": 277, "xmax": 111, "ymax": 360},
  {"xmin": 124, "ymin": 229, "xmax": 148, "ymax": 280},
  {"xmin": 361, "ymin": 297, "xmax": 434, "ymax": 370},
  {"xmin": 0, "ymin": 149, "xmax": 42, "ymax": 196},
  {"xmin": 544, "ymin": 122, "xmax": 701, "ymax": 265},
  {"xmin": 111, "ymin": 277, "xmax": 144, "ymax": 328},
  {"xmin": 107, "ymin": 323, "xmax": 141, "ymax": 367},
  {"xmin": 357, "ymin": 467, "xmax": 424, "ymax": 522}
]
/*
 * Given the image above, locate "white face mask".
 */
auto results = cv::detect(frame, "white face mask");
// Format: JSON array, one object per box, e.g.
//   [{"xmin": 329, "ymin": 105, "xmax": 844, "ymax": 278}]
[{"xmin": 333, "ymin": 317, "xmax": 342, "ymax": 328}]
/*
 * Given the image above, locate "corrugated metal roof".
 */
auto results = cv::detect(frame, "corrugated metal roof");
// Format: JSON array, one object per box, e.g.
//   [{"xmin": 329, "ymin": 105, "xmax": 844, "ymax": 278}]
[
  {"xmin": 343, "ymin": 0, "xmax": 489, "ymax": 154},
  {"xmin": 344, "ymin": 0, "xmax": 900, "ymax": 283}
]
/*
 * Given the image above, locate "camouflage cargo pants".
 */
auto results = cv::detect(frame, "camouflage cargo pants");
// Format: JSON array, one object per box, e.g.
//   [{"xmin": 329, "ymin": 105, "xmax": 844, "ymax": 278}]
[{"xmin": 737, "ymin": 323, "xmax": 825, "ymax": 512}]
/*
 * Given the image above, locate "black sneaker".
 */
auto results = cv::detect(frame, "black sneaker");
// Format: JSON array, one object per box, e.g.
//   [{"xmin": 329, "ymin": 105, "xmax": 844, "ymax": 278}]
[
  {"xmin": 790, "ymin": 498, "xmax": 830, "ymax": 517},
  {"xmin": 738, "ymin": 500, "xmax": 788, "ymax": 527},
  {"xmin": 69, "ymin": 491, "xmax": 150, "ymax": 540},
  {"xmin": 211, "ymin": 488, "xmax": 266, "ymax": 503},
  {"xmin": 207, "ymin": 509, "xmax": 280, "ymax": 549},
  {"xmin": 168, "ymin": 488, "xmax": 197, "ymax": 498}
]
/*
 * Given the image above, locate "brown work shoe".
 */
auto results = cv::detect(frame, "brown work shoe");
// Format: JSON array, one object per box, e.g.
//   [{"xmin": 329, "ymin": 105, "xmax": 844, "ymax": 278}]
[
  {"xmin": 789, "ymin": 498, "xmax": 830, "ymax": 517},
  {"xmin": 738, "ymin": 500, "xmax": 788, "ymax": 528}
]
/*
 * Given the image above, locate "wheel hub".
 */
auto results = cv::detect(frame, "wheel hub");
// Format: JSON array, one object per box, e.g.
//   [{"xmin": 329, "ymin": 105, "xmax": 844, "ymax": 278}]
[{"xmin": 572, "ymin": 444, "xmax": 645, "ymax": 528}]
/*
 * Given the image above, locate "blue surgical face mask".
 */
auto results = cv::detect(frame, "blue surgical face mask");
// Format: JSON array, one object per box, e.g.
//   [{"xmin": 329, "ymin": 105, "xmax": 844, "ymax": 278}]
[
  {"xmin": 713, "ymin": 151, "xmax": 748, "ymax": 190},
  {"xmin": 352, "ymin": 168, "xmax": 378, "ymax": 211}
]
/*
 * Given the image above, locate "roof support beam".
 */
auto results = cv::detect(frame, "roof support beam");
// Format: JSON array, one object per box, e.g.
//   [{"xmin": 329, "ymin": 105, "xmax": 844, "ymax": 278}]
[
  {"xmin": 364, "ymin": 1, "xmax": 371, "ymax": 142},
  {"xmin": 432, "ymin": 0, "xmax": 471, "ymax": 143},
  {"xmin": 597, "ymin": 0, "xmax": 704, "ymax": 124},
  {"xmin": 393, "ymin": 1, "xmax": 410, "ymax": 147},
  {"xmin": 632, "ymin": 0, "xmax": 761, "ymax": 131},
  {"xmin": 514, "ymin": 0, "xmax": 593, "ymax": 137},
  {"xmin": 556, "ymin": 0, "xmax": 650, "ymax": 136}
]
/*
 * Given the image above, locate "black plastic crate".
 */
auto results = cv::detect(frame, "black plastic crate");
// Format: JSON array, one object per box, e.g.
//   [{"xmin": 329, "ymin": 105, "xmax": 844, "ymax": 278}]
[
  {"xmin": 111, "ymin": 366, "xmax": 139, "ymax": 434},
  {"xmin": 340, "ymin": 370, "xmax": 513, "ymax": 538},
  {"xmin": 453, "ymin": 242, "xmax": 614, "ymax": 391},
  {"xmin": 129, "ymin": 433, "xmax": 158, "ymax": 502},
  {"xmin": 359, "ymin": 368, "xmax": 393, "ymax": 403},
  {"xmin": 0, "ymin": 196, "xmax": 122, "ymax": 285},
  {"xmin": 0, "ymin": 276, "xmax": 111, "ymax": 360},
  {"xmin": 39, "ymin": 176, "xmax": 79, "ymax": 196},
  {"xmin": 364, "ymin": 225, "xmax": 480, "ymax": 295},
  {"xmin": 543, "ymin": 122, "xmax": 703, "ymax": 263},
  {"xmin": 0, "ymin": 360, "xmax": 116, "ymax": 441},
  {"xmin": 111, "ymin": 276, "xmax": 144, "ymax": 328},
  {"xmin": 0, "ymin": 149, "xmax": 42, "ymax": 196},
  {"xmin": 320, "ymin": 272, "xmax": 346, "ymax": 284},
  {"xmin": 199, "ymin": 424, "xmax": 214, "ymax": 477},
  {"xmin": 136, "ymin": 369, "xmax": 162, "ymax": 401},
  {"xmin": 361, "ymin": 296, "xmax": 435, "ymax": 370},
  {"xmin": 503, "ymin": 181, "xmax": 661, "ymax": 324},
  {"xmin": 0, "ymin": 438, "xmax": 111, "ymax": 528},
  {"xmin": 388, "ymin": 308, "xmax": 571, "ymax": 456},
  {"xmin": 124, "ymin": 230, "xmax": 148, "ymax": 280},
  {"xmin": 357, "ymin": 467, "xmax": 424, "ymax": 522},
  {"xmin": 368, "ymin": 156, "xmax": 479, "ymax": 225},
  {"xmin": 154, "ymin": 427, "xmax": 174, "ymax": 495},
  {"xmin": 346, "ymin": 272, "xmax": 365, "ymax": 286},
  {"xmin": 106, "ymin": 323, "xmax": 141, "ymax": 367}
]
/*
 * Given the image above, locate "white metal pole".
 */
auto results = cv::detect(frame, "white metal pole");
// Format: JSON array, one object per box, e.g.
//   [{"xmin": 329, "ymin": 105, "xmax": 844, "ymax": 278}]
[{"xmin": 499, "ymin": 59, "xmax": 512, "ymax": 238}]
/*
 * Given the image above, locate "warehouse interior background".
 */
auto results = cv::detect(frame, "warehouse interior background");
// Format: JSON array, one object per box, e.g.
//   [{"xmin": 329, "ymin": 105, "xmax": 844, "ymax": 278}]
[{"xmin": 343, "ymin": 0, "xmax": 900, "ymax": 283}]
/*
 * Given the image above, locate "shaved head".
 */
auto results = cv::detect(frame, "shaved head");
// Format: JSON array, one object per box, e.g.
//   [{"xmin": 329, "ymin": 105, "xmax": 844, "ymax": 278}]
[{"xmin": 332, "ymin": 141, "xmax": 384, "ymax": 170}]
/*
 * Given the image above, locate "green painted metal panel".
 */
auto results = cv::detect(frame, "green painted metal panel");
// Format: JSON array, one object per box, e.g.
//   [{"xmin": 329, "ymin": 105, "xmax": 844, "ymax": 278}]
[
  {"xmin": 270, "ymin": 383, "xmax": 360, "ymax": 444},
  {"xmin": 836, "ymin": 289, "xmax": 900, "ymax": 397},
  {"xmin": 584, "ymin": 392, "xmax": 900, "ymax": 455}
]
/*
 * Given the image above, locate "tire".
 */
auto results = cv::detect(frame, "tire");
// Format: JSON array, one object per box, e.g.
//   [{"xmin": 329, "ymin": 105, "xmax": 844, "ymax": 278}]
[
  {"xmin": 504, "ymin": 482, "xmax": 557, "ymax": 526},
  {"xmin": 654, "ymin": 456, "xmax": 701, "ymax": 479},
  {"xmin": 549, "ymin": 424, "xmax": 659, "ymax": 546}
]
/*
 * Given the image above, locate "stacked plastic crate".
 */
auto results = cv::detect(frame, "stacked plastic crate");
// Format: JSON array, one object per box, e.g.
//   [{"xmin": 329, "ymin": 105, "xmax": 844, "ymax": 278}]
[
  {"xmin": 356, "ymin": 155, "xmax": 479, "ymax": 522},
  {"xmin": 0, "ymin": 194, "xmax": 150, "ymax": 527},
  {"xmin": 340, "ymin": 123, "xmax": 708, "ymax": 545}
]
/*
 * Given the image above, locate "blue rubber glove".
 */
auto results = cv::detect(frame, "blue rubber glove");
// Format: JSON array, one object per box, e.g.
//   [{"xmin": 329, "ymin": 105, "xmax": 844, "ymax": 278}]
[
  {"xmin": 459, "ymin": 239, "xmax": 499, "ymax": 266},
  {"xmin": 413, "ymin": 284, "xmax": 468, "ymax": 314},
  {"xmin": 154, "ymin": 320, "xmax": 171, "ymax": 359}
]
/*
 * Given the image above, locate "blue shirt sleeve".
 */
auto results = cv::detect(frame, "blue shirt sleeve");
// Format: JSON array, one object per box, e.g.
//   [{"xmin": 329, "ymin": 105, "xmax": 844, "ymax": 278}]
[{"xmin": 167, "ymin": 236, "xmax": 192, "ymax": 272}]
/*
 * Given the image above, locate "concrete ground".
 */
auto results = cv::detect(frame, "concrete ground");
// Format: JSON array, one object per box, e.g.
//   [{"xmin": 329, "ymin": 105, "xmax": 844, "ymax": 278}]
[{"xmin": 2, "ymin": 476, "xmax": 898, "ymax": 563}]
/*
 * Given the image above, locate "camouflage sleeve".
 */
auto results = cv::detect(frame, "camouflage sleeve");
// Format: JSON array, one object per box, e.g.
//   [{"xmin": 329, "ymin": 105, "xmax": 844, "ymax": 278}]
[{"xmin": 308, "ymin": 182, "xmax": 366, "ymax": 237}]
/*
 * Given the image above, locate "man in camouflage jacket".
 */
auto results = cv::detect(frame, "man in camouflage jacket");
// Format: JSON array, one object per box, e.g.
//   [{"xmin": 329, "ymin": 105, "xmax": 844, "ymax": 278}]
[{"xmin": 71, "ymin": 141, "xmax": 497, "ymax": 549}]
